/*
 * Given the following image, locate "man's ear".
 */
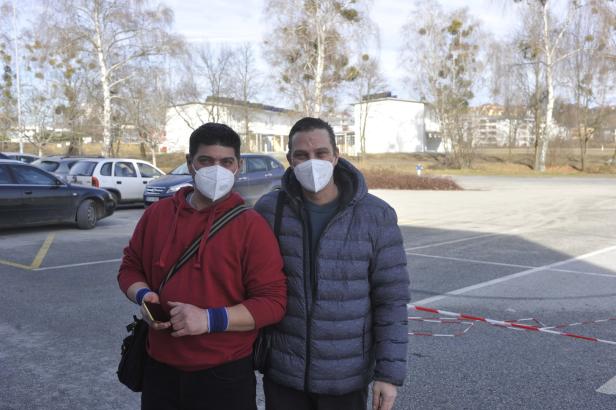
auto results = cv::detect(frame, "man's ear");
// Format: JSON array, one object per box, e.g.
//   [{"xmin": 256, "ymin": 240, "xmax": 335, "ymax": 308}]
[
  {"xmin": 286, "ymin": 152, "xmax": 292, "ymax": 167},
  {"xmin": 332, "ymin": 147, "xmax": 340, "ymax": 167},
  {"xmin": 186, "ymin": 154, "xmax": 195, "ymax": 175}
]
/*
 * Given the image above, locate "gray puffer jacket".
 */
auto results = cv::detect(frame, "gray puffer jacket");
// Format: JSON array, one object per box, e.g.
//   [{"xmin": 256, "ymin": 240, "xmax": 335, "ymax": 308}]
[{"xmin": 254, "ymin": 158, "xmax": 409, "ymax": 395}]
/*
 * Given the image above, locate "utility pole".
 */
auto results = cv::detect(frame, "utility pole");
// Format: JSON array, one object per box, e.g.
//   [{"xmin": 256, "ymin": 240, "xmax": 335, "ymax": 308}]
[{"xmin": 11, "ymin": 2, "xmax": 23, "ymax": 154}]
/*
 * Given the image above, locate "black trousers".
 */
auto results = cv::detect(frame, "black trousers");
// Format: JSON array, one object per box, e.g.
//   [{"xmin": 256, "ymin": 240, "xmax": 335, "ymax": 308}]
[
  {"xmin": 263, "ymin": 376, "xmax": 367, "ymax": 410},
  {"xmin": 141, "ymin": 355, "xmax": 256, "ymax": 410}
]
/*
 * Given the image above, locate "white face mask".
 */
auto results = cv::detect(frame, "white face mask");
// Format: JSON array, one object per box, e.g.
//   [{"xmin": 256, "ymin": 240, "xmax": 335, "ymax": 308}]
[
  {"xmin": 293, "ymin": 159, "xmax": 334, "ymax": 193},
  {"xmin": 193, "ymin": 164, "xmax": 236, "ymax": 201}
]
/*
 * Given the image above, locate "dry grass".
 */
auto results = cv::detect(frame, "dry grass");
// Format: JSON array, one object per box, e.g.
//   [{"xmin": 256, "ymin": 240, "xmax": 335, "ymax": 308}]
[
  {"xmin": 6, "ymin": 141, "xmax": 615, "ymax": 181},
  {"xmin": 344, "ymin": 150, "xmax": 616, "ymax": 177},
  {"xmin": 156, "ymin": 153, "xmax": 188, "ymax": 173}
]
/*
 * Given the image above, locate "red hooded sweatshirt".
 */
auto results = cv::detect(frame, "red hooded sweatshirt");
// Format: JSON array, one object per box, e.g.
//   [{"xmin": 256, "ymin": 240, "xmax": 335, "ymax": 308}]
[{"xmin": 117, "ymin": 187, "xmax": 286, "ymax": 371}]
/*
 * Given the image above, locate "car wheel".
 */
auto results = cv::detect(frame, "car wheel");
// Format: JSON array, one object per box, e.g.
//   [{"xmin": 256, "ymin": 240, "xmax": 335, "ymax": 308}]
[{"xmin": 76, "ymin": 199, "xmax": 98, "ymax": 229}]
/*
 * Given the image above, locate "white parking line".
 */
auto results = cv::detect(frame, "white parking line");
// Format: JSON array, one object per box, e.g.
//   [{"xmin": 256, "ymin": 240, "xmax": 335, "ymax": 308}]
[
  {"xmin": 405, "ymin": 230, "xmax": 519, "ymax": 251},
  {"xmin": 407, "ymin": 252, "xmax": 616, "ymax": 278},
  {"xmin": 597, "ymin": 375, "xmax": 616, "ymax": 395},
  {"xmin": 407, "ymin": 252, "xmax": 531, "ymax": 269},
  {"xmin": 412, "ymin": 245, "xmax": 616, "ymax": 306},
  {"xmin": 35, "ymin": 259, "xmax": 122, "ymax": 271}
]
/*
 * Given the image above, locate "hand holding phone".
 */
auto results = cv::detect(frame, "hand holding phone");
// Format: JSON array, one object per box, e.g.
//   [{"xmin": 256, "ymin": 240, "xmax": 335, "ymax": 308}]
[{"xmin": 143, "ymin": 301, "xmax": 171, "ymax": 323}]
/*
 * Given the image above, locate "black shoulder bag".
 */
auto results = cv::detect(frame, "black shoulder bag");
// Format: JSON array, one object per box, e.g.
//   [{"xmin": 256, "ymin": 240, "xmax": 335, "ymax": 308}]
[
  {"xmin": 117, "ymin": 204, "xmax": 249, "ymax": 392},
  {"xmin": 252, "ymin": 191, "xmax": 286, "ymax": 373}
]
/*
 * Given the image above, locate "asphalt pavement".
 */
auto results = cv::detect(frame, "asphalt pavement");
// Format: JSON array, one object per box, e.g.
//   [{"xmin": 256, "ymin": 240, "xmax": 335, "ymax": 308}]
[{"xmin": 0, "ymin": 176, "xmax": 615, "ymax": 409}]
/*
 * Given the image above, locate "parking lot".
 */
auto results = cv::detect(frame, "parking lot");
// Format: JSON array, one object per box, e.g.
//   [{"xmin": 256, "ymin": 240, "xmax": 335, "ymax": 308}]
[{"xmin": 1, "ymin": 176, "xmax": 615, "ymax": 409}]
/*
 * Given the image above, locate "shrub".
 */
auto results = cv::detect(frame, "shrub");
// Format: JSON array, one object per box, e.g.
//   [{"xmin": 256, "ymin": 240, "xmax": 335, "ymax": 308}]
[{"xmin": 360, "ymin": 167, "xmax": 462, "ymax": 190}]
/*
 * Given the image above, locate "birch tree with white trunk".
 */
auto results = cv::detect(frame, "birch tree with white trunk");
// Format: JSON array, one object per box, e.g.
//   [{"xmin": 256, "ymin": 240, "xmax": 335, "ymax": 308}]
[
  {"xmin": 512, "ymin": 0, "xmax": 597, "ymax": 171},
  {"xmin": 48, "ymin": 0, "xmax": 182, "ymax": 156},
  {"xmin": 263, "ymin": 0, "xmax": 372, "ymax": 116}
]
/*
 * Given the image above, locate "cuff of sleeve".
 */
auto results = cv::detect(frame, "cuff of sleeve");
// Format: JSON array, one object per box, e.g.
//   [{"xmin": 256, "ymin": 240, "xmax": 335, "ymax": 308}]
[{"xmin": 372, "ymin": 376, "xmax": 405, "ymax": 387}]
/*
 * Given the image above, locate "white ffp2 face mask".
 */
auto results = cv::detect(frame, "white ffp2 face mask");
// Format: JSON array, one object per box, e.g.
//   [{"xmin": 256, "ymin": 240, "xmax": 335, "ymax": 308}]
[
  {"xmin": 293, "ymin": 159, "xmax": 334, "ymax": 193},
  {"xmin": 193, "ymin": 165, "xmax": 235, "ymax": 201}
]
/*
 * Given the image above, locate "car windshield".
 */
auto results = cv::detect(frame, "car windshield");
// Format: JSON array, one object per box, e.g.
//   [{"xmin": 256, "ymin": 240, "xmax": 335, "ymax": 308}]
[
  {"xmin": 36, "ymin": 160, "xmax": 60, "ymax": 172},
  {"xmin": 170, "ymin": 163, "xmax": 190, "ymax": 175},
  {"xmin": 69, "ymin": 161, "xmax": 98, "ymax": 176}
]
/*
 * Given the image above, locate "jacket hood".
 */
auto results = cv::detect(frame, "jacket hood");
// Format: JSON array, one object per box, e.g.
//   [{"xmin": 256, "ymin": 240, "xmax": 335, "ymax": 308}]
[
  {"xmin": 155, "ymin": 187, "xmax": 245, "ymax": 273},
  {"xmin": 281, "ymin": 157, "xmax": 367, "ymax": 209}
]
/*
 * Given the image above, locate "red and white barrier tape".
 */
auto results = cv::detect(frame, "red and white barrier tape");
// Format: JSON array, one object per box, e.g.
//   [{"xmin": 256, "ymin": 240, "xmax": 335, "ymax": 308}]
[
  {"xmin": 543, "ymin": 317, "xmax": 616, "ymax": 330},
  {"xmin": 408, "ymin": 316, "xmax": 475, "ymax": 337},
  {"xmin": 408, "ymin": 305, "xmax": 616, "ymax": 346}
]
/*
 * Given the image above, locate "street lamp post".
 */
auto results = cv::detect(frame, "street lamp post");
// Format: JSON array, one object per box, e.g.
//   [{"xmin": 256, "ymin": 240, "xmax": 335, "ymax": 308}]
[{"xmin": 12, "ymin": 2, "xmax": 23, "ymax": 154}]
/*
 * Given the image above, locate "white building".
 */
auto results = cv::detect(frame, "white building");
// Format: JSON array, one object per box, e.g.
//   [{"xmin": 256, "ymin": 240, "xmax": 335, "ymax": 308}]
[
  {"xmin": 352, "ymin": 93, "xmax": 443, "ymax": 154},
  {"xmin": 164, "ymin": 97, "xmax": 301, "ymax": 153},
  {"xmin": 471, "ymin": 105, "xmax": 534, "ymax": 147}
]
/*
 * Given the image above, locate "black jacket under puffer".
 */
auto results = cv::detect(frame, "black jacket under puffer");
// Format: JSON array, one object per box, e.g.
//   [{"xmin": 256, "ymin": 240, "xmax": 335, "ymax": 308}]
[{"xmin": 254, "ymin": 158, "xmax": 409, "ymax": 395}]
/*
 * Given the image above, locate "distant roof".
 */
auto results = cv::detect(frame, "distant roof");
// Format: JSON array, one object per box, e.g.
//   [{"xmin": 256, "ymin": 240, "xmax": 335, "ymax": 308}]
[
  {"xmin": 362, "ymin": 91, "xmax": 396, "ymax": 101},
  {"xmin": 352, "ymin": 95, "xmax": 426, "ymax": 105},
  {"xmin": 174, "ymin": 96, "xmax": 295, "ymax": 114}
]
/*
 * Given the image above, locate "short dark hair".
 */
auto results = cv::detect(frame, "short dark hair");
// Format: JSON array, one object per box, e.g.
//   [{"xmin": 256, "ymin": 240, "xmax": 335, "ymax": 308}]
[
  {"xmin": 288, "ymin": 117, "xmax": 337, "ymax": 153},
  {"xmin": 189, "ymin": 123, "xmax": 241, "ymax": 159}
]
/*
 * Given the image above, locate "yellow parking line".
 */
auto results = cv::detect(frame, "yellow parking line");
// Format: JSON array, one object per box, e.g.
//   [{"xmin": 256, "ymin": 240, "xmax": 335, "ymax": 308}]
[
  {"xmin": 0, "ymin": 259, "xmax": 32, "ymax": 270},
  {"xmin": 30, "ymin": 233, "xmax": 55, "ymax": 269},
  {"xmin": 0, "ymin": 233, "xmax": 55, "ymax": 270}
]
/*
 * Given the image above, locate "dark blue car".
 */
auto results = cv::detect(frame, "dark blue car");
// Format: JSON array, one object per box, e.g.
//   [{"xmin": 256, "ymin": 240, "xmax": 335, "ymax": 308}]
[
  {"xmin": 0, "ymin": 159, "xmax": 116, "ymax": 229},
  {"xmin": 144, "ymin": 153, "xmax": 285, "ymax": 207}
]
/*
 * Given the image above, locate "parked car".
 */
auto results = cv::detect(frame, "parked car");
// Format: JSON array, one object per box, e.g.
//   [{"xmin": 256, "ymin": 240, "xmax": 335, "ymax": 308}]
[
  {"xmin": 144, "ymin": 153, "xmax": 285, "ymax": 206},
  {"xmin": 68, "ymin": 158, "xmax": 165, "ymax": 204},
  {"xmin": 0, "ymin": 159, "xmax": 116, "ymax": 229},
  {"xmin": 31, "ymin": 155, "xmax": 103, "ymax": 182},
  {"xmin": 1, "ymin": 152, "xmax": 39, "ymax": 163}
]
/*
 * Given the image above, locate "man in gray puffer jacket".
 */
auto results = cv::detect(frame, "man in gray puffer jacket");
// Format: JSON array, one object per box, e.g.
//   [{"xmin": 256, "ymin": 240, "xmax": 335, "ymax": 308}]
[{"xmin": 254, "ymin": 117, "xmax": 409, "ymax": 410}]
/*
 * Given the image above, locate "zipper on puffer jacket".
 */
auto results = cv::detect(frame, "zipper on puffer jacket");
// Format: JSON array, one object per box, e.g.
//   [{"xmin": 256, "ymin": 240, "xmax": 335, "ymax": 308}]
[
  {"xmin": 302, "ymin": 203, "xmax": 350, "ymax": 392},
  {"xmin": 301, "ymin": 206, "xmax": 313, "ymax": 393}
]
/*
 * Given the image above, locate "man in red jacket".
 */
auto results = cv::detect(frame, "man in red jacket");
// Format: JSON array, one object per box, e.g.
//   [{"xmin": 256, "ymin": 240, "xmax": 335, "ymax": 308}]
[{"xmin": 118, "ymin": 123, "xmax": 287, "ymax": 410}]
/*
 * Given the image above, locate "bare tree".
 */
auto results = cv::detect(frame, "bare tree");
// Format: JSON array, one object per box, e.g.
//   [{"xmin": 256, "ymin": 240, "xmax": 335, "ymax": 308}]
[
  {"xmin": 195, "ymin": 45, "xmax": 236, "ymax": 122},
  {"xmin": 0, "ymin": 4, "xmax": 16, "ymax": 141},
  {"xmin": 170, "ymin": 44, "xmax": 236, "ymax": 129},
  {"xmin": 0, "ymin": 1, "xmax": 19, "ymax": 149},
  {"xmin": 510, "ymin": 0, "xmax": 601, "ymax": 171},
  {"xmin": 580, "ymin": 0, "xmax": 616, "ymax": 166},
  {"xmin": 488, "ymin": 39, "xmax": 533, "ymax": 159},
  {"xmin": 400, "ymin": 1, "xmax": 484, "ymax": 168},
  {"xmin": 347, "ymin": 53, "xmax": 387, "ymax": 155},
  {"xmin": 47, "ymin": 0, "xmax": 182, "ymax": 156},
  {"xmin": 263, "ymin": 0, "xmax": 372, "ymax": 116},
  {"xmin": 23, "ymin": 5, "xmax": 100, "ymax": 156},
  {"xmin": 560, "ymin": 5, "xmax": 614, "ymax": 170},
  {"xmin": 232, "ymin": 43, "xmax": 261, "ymax": 150},
  {"xmin": 124, "ymin": 66, "xmax": 168, "ymax": 167},
  {"xmin": 21, "ymin": 94, "xmax": 58, "ymax": 156}
]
